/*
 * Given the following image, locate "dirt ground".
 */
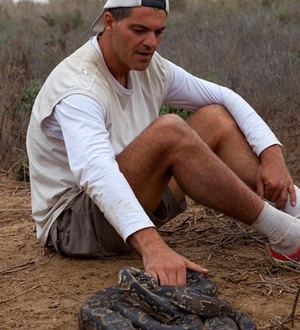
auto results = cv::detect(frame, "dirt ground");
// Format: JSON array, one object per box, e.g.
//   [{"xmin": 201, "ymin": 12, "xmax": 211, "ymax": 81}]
[{"xmin": 1, "ymin": 173, "xmax": 300, "ymax": 330}]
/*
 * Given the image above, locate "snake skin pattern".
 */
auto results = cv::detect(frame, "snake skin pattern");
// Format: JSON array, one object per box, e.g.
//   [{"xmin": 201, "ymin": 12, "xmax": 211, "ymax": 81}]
[{"xmin": 78, "ymin": 266, "xmax": 256, "ymax": 330}]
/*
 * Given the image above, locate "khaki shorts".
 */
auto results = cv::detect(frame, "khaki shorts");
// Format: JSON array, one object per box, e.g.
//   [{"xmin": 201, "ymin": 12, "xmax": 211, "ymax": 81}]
[{"xmin": 48, "ymin": 187, "xmax": 186, "ymax": 258}]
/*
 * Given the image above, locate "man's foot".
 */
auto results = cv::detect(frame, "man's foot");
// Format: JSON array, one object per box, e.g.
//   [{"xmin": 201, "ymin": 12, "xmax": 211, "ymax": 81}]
[{"xmin": 267, "ymin": 245, "xmax": 300, "ymax": 269}]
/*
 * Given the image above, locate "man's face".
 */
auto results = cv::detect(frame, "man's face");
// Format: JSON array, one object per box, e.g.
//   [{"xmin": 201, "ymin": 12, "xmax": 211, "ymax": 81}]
[{"xmin": 106, "ymin": 7, "xmax": 167, "ymax": 72}]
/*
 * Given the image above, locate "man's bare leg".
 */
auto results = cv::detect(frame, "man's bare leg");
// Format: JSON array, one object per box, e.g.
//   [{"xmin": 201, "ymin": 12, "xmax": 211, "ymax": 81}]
[
  {"xmin": 178, "ymin": 105, "xmax": 300, "ymax": 248},
  {"xmin": 185, "ymin": 105, "xmax": 297, "ymax": 209},
  {"xmin": 186, "ymin": 105, "xmax": 259, "ymax": 189},
  {"xmin": 116, "ymin": 111, "xmax": 300, "ymax": 285},
  {"xmin": 117, "ymin": 113, "xmax": 264, "ymax": 226},
  {"xmin": 116, "ymin": 112, "xmax": 267, "ymax": 283}
]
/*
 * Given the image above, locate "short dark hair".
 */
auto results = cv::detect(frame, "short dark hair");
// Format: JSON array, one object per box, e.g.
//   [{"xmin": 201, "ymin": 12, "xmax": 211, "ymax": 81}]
[{"xmin": 106, "ymin": 7, "xmax": 133, "ymax": 22}]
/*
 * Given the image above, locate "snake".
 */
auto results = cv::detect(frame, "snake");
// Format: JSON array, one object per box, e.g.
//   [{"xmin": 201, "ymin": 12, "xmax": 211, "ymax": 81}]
[{"xmin": 78, "ymin": 266, "xmax": 256, "ymax": 330}]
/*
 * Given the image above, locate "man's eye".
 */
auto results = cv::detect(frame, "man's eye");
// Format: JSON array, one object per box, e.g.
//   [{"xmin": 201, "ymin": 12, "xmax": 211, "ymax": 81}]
[{"xmin": 133, "ymin": 29, "xmax": 145, "ymax": 34}]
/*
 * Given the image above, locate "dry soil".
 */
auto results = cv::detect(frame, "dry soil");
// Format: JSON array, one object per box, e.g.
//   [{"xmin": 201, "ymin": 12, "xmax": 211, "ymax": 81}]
[{"xmin": 1, "ymin": 174, "xmax": 300, "ymax": 330}]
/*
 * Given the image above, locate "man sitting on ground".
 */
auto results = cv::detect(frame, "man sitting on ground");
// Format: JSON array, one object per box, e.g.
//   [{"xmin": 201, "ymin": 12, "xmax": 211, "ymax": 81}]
[{"xmin": 27, "ymin": 0, "xmax": 300, "ymax": 285}]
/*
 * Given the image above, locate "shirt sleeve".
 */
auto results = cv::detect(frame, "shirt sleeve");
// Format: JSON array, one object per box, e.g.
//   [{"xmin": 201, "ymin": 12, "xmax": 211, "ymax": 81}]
[
  {"xmin": 50, "ymin": 94, "xmax": 155, "ymax": 242},
  {"xmin": 164, "ymin": 61, "xmax": 282, "ymax": 156}
]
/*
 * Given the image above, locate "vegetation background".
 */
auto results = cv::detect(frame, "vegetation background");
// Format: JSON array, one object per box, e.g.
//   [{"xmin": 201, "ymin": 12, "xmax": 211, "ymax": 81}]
[
  {"xmin": 0, "ymin": 0, "xmax": 299, "ymax": 181},
  {"xmin": 0, "ymin": 1, "xmax": 300, "ymax": 329}
]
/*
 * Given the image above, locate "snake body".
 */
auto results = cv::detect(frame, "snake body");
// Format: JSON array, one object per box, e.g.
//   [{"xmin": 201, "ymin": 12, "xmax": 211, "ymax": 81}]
[{"xmin": 79, "ymin": 266, "xmax": 256, "ymax": 330}]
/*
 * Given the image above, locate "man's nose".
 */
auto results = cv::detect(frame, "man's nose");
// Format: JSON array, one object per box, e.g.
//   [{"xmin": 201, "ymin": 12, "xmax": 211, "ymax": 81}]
[{"xmin": 143, "ymin": 32, "xmax": 158, "ymax": 49}]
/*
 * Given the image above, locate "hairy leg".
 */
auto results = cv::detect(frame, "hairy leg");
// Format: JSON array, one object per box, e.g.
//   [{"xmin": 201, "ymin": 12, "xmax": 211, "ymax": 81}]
[
  {"xmin": 117, "ymin": 113, "xmax": 264, "ymax": 226},
  {"xmin": 116, "ymin": 108, "xmax": 300, "ymax": 284},
  {"xmin": 167, "ymin": 105, "xmax": 261, "ymax": 204},
  {"xmin": 186, "ymin": 105, "xmax": 260, "ymax": 189}
]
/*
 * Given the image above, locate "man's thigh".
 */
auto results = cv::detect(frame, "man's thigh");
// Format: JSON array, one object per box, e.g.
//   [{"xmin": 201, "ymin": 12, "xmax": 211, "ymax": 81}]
[
  {"xmin": 186, "ymin": 105, "xmax": 259, "ymax": 189},
  {"xmin": 116, "ymin": 115, "xmax": 190, "ymax": 213}
]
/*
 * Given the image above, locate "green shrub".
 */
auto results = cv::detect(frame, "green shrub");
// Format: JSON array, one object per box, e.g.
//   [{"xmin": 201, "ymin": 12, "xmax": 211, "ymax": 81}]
[
  {"xmin": 12, "ymin": 156, "xmax": 30, "ymax": 182},
  {"xmin": 160, "ymin": 104, "xmax": 191, "ymax": 120},
  {"xmin": 17, "ymin": 80, "xmax": 41, "ymax": 114},
  {"xmin": 169, "ymin": 0, "xmax": 186, "ymax": 10}
]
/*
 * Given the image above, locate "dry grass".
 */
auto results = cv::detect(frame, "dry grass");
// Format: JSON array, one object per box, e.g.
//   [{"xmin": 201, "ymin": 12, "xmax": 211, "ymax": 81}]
[{"xmin": 0, "ymin": 0, "xmax": 299, "ymax": 179}]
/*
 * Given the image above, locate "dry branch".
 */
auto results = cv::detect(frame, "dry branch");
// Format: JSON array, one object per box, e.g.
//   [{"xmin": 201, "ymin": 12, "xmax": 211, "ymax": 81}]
[
  {"xmin": 274, "ymin": 286, "xmax": 300, "ymax": 329},
  {"xmin": 0, "ymin": 260, "xmax": 36, "ymax": 275},
  {"xmin": 0, "ymin": 284, "xmax": 40, "ymax": 304}
]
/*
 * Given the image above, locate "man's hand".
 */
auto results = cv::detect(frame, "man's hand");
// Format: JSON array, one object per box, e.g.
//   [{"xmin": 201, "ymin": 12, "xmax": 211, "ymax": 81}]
[
  {"xmin": 257, "ymin": 145, "xmax": 296, "ymax": 209},
  {"xmin": 127, "ymin": 227, "xmax": 208, "ymax": 285}
]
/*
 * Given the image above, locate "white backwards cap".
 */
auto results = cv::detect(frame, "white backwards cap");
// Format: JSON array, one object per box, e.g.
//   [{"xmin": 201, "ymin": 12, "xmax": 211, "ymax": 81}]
[{"xmin": 91, "ymin": 0, "xmax": 169, "ymax": 33}]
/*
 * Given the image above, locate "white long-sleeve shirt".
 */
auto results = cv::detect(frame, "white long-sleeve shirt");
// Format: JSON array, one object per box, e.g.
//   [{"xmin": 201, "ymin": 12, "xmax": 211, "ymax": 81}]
[{"xmin": 42, "ymin": 36, "xmax": 281, "ymax": 242}]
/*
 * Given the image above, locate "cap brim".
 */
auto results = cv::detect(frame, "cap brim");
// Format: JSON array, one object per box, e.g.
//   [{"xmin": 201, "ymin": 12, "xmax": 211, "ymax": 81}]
[{"xmin": 91, "ymin": 9, "xmax": 105, "ymax": 33}]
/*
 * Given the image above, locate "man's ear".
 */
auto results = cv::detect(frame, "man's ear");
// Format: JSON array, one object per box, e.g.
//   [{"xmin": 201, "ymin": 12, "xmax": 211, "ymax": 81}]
[{"xmin": 103, "ymin": 12, "xmax": 115, "ymax": 32}]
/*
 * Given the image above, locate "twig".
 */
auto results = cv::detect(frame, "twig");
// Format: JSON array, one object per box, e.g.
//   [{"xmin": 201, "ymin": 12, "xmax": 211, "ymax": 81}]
[
  {"xmin": 281, "ymin": 275, "xmax": 300, "ymax": 284},
  {"xmin": 0, "ymin": 284, "xmax": 40, "ymax": 304},
  {"xmin": 159, "ymin": 216, "xmax": 194, "ymax": 233},
  {"xmin": 0, "ymin": 260, "xmax": 36, "ymax": 275},
  {"xmin": 0, "ymin": 209, "xmax": 32, "ymax": 213},
  {"xmin": 0, "ymin": 168, "xmax": 10, "ymax": 175},
  {"xmin": 275, "ymin": 264, "xmax": 300, "ymax": 274},
  {"xmin": 274, "ymin": 286, "xmax": 300, "ymax": 329}
]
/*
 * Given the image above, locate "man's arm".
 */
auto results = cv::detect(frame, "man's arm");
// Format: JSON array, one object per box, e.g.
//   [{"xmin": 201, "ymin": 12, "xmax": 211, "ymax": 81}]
[
  {"xmin": 51, "ymin": 95, "xmax": 155, "ymax": 240},
  {"xmin": 164, "ymin": 60, "xmax": 282, "ymax": 156}
]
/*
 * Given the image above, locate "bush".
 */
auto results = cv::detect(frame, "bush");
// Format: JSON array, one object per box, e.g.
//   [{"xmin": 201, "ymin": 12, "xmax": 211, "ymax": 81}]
[
  {"xmin": 0, "ymin": 0, "xmax": 299, "ymax": 182},
  {"xmin": 160, "ymin": 104, "xmax": 191, "ymax": 120},
  {"xmin": 12, "ymin": 156, "xmax": 30, "ymax": 182}
]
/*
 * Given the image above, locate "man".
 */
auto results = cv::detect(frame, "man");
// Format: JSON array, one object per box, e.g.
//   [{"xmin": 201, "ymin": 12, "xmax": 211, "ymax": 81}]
[{"xmin": 27, "ymin": 0, "xmax": 300, "ymax": 285}]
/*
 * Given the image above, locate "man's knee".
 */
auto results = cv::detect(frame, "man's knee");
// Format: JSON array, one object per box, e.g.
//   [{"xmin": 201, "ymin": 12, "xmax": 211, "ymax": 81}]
[
  {"xmin": 186, "ymin": 105, "xmax": 240, "ymax": 149},
  {"xmin": 149, "ymin": 114, "xmax": 196, "ymax": 143},
  {"xmin": 155, "ymin": 113, "xmax": 187, "ymax": 131},
  {"xmin": 189, "ymin": 105, "xmax": 235, "ymax": 128}
]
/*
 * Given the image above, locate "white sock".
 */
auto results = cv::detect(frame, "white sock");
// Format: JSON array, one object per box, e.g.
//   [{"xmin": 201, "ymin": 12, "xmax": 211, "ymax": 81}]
[
  {"xmin": 252, "ymin": 202, "xmax": 300, "ymax": 254},
  {"xmin": 283, "ymin": 185, "xmax": 300, "ymax": 219}
]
